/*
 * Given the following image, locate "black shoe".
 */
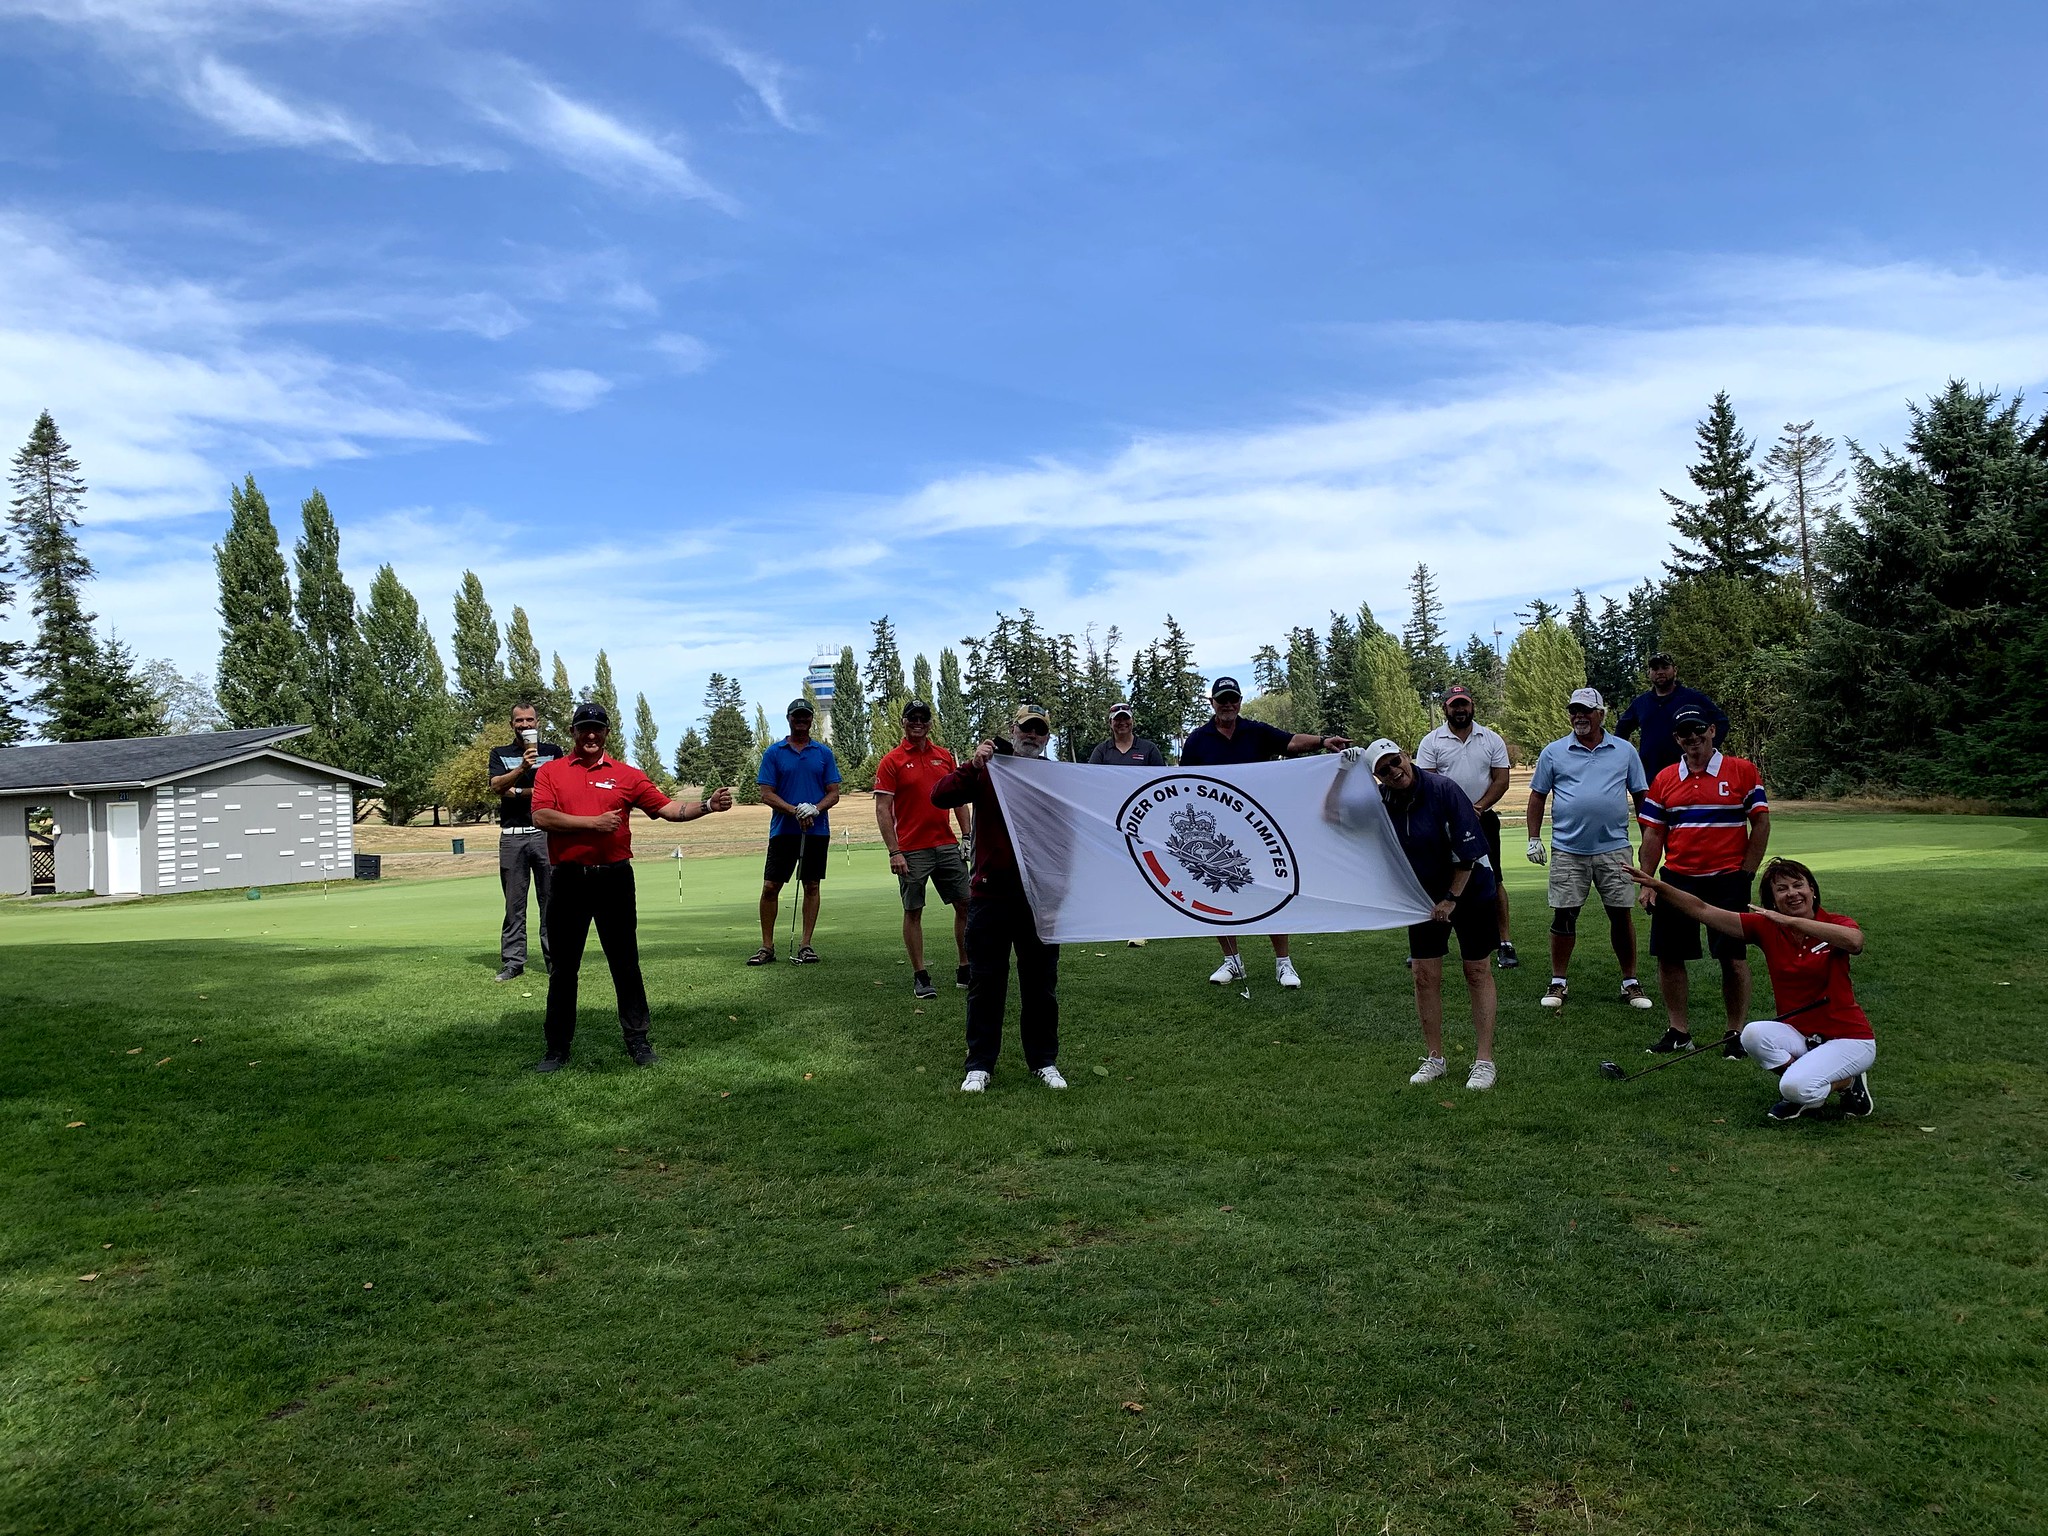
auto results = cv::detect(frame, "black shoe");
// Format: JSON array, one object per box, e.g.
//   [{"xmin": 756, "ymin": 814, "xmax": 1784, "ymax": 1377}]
[
  {"xmin": 495, "ymin": 965, "xmax": 524, "ymax": 983},
  {"xmin": 1721, "ymin": 1035, "xmax": 1748, "ymax": 1060},
  {"xmin": 1765, "ymin": 1099, "xmax": 1804, "ymax": 1123},
  {"xmin": 1495, "ymin": 941, "xmax": 1520, "ymax": 970},
  {"xmin": 1840, "ymin": 1072, "xmax": 1874, "ymax": 1117},
  {"xmin": 956, "ymin": 965, "xmax": 970, "ymax": 990},
  {"xmin": 1646, "ymin": 1026, "xmax": 1693, "ymax": 1055},
  {"xmin": 746, "ymin": 946, "xmax": 776, "ymax": 967},
  {"xmin": 794, "ymin": 945, "xmax": 821, "ymax": 965},
  {"xmin": 913, "ymin": 971, "xmax": 938, "ymax": 1000},
  {"xmin": 530, "ymin": 1054, "xmax": 568, "ymax": 1073},
  {"xmin": 626, "ymin": 1040, "xmax": 658, "ymax": 1067}
]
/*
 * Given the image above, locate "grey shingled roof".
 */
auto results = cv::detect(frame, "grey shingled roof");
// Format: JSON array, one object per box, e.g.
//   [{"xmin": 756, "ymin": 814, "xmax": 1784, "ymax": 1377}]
[{"xmin": 0, "ymin": 726, "xmax": 382, "ymax": 793}]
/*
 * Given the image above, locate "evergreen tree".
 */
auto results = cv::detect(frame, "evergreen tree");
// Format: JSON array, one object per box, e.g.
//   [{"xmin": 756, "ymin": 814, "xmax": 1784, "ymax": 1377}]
[
  {"xmin": 1501, "ymin": 617, "xmax": 1587, "ymax": 762},
  {"xmin": 590, "ymin": 650, "xmax": 620, "ymax": 727},
  {"xmin": 45, "ymin": 633, "xmax": 165, "ymax": 742},
  {"xmin": 1657, "ymin": 574, "xmax": 1809, "ymax": 773},
  {"xmin": 912, "ymin": 652, "xmax": 934, "ymax": 708},
  {"xmin": 215, "ymin": 474, "xmax": 309, "ymax": 729},
  {"xmin": 1320, "ymin": 611, "xmax": 1360, "ymax": 737},
  {"xmin": 1284, "ymin": 626, "xmax": 1324, "ymax": 728},
  {"xmin": 451, "ymin": 572, "xmax": 508, "ymax": 733},
  {"xmin": 0, "ymin": 489, "xmax": 21, "ymax": 747},
  {"xmin": 864, "ymin": 616, "xmax": 906, "ymax": 704},
  {"xmin": 672, "ymin": 726, "xmax": 710, "ymax": 788},
  {"xmin": 1401, "ymin": 562, "xmax": 1454, "ymax": 698},
  {"xmin": 1126, "ymin": 614, "xmax": 1205, "ymax": 757},
  {"xmin": 1516, "ymin": 597, "xmax": 1561, "ymax": 627},
  {"xmin": 936, "ymin": 646, "xmax": 966, "ymax": 748},
  {"xmin": 702, "ymin": 674, "xmax": 754, "ymax": 800},
  {"xmin": 1449, "ymin": 634, "xmax": 1505, "ymax": 722},
  {"xmin": 292, "ymin": 489, "xmax": 365, "ymax": 768},
  {"xmin": 1250, "ymin": 644, "xmax": 1286, "ymax": 696},
  {"xmin": 632, "ymin": 692, "xmax": 675, "ymax": 790},
  {"xmin": 830, "ymin": 646, "xmax": 868, "ymax": 776},
  {"xmin": 1762, "ymin": 420, "xmax": 1844, "ymax": 603},
  {"xmin": 1662, "ymin": 391, "xmax": 1783, "ymax": 581},
  {"xmin": 503, "ymin": 606, "xmax": 546, "ymax": 718},
  {"xmin": 754, "ymin": 703, "xmax": 774, "ymax": 758},
  {"xmin": 9, "ymin": 411, "xmax": 101, "ymax": 734},
  {"xmin": 357, "ymin": 565, "xmax": 455, "ymax": 825}
]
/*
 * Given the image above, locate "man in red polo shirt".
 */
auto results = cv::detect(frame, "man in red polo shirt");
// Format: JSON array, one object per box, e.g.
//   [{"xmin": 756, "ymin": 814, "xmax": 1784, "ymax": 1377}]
[
  {"xmin": 529, "ymin": 701, "xmax": 734, "ymax": 1071},
  {"xmin": 873, "ymin": 700, "xmax": 973, "ymax": 1000},
  {"xmin": 1636, "ymin": 706, "xmax": 1769, "ymax": 1057}
]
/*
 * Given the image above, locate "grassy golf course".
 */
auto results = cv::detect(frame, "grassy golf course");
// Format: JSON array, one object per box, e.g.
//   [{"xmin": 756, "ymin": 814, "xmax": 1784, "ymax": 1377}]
[{"xmin": 3, "ymin": 811, "xmax": 2043, "ymax": 1534}]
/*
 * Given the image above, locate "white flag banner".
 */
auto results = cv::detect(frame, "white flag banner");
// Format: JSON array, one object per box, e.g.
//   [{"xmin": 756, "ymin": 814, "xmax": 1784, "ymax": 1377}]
[{"xmin": 990, "ymin": 755, "xmax": 1435, "ymax": 944}]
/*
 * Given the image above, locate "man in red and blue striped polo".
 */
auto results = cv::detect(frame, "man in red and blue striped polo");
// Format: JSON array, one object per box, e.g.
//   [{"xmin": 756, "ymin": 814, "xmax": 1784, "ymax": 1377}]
[{"xmin": 1636, "ymin": 706, "xmax": 1770, "ymax": 1057}]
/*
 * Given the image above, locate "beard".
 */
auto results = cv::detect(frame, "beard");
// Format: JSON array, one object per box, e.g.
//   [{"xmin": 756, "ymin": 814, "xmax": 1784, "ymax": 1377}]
[{"xmin": 1012, "ymin": 738, "xmax": 1046, "ymax": 759}]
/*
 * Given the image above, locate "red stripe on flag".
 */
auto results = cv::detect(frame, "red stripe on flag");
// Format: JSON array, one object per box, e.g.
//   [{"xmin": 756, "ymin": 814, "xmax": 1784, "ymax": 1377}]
[
  {"xmin": 1192, "ymin": 900, "xmax": 1230, "ymax": 916},
  {"xmin": 1143, "ymin": 851, "xmax": 1171, "ymax": 886}
]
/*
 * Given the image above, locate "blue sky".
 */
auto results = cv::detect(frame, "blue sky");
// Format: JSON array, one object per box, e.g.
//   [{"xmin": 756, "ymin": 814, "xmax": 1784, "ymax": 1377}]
[{"xmin": 2, "ymin": 1, "xmax": 2045, "ymax": 740}]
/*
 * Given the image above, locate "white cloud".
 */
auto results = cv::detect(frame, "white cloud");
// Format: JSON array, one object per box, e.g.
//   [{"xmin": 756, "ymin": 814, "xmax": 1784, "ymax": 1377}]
[
  {"xmin": 525, "ymin": 368, "xmax": 612, "ymax": 412},
  {"xmin": 169, "ymin": 53, "xmax": 418, "ymax": 161},
  {"xmin": 686, "ymin": 24, "xmax": 809, "ymax": 131},
  {"xmin": 650, "ymin": 332, "xmax": 714, "ymax": 372},
  {"xmin": 462, "ymin": 61, "xmax": 730, "ymax": 206}
]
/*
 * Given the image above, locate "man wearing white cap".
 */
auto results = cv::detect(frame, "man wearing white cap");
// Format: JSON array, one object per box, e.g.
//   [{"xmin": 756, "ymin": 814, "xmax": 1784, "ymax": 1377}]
[{"xmin": 1524, "ymin": 687, "xmax": 1652, "ymax": 1011}]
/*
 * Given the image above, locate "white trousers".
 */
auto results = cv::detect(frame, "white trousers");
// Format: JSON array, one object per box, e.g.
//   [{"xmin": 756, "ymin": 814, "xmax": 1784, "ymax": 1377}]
[{"xmin": 1740, "ymin": 1020, "xmax": 1877, "ymax": 1107}]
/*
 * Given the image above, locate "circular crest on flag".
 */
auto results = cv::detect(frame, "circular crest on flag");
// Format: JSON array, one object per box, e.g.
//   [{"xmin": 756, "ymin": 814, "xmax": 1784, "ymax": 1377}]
[{"xmin": 1116, "ymin": 774, "xmax": 1298, "ymax": 926}]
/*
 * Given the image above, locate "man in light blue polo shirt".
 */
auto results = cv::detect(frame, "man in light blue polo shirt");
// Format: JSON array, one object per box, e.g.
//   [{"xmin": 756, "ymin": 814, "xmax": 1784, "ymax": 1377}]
[{"xmin": 1525, "ymin": 686, "xmax": 1652, "ymax": 1012}]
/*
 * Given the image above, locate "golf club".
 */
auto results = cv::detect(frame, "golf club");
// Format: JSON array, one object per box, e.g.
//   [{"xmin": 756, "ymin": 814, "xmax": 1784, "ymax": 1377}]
[{"xmin": 1597, "ymin": 1028, "xmax": 1739, "ymax": 1084}]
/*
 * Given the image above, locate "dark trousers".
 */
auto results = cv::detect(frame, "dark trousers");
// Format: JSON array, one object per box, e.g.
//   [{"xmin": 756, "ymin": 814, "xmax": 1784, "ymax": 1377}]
[
  {"xmin": 499, "ymin": 833, "xmax": 552, "ymax": 969},
  {"xmin": 964, "ymin": 891, "xmax": 1060, "ymax": 1073},
  {"xmin": 542, "ymin": 861, "xmax": 650, "ymax": 1058}
]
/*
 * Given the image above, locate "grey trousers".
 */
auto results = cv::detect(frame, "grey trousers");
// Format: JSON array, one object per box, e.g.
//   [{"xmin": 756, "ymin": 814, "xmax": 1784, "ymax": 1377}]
[{"xmin": 500, "ymin": 833, "xmax": 552, "ymax": 970}]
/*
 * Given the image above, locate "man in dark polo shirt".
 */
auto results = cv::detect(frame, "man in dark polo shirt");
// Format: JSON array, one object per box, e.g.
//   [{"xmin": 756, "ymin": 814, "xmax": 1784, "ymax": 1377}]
[
  {"xmin": 529, "ymin": 702, "xmax": 733, "ymax": 1071},
  {"xmin": 874, "ymin": 700, "xmax": 973, "ymax": 999},
  {"xmin": 487, "ymin": 701, "xmax": 564, "ymax": 982},
  {"xmin": 1617, "ymin": 651, "xmax": 1730, "ymax": 781},
  {"xmin": 751, "ymin": 698, "xmax": 842, "ymax": 966},
  {"xmin": 1178, "ymin": 675, "xmax": 1348, "ymax": 989}
]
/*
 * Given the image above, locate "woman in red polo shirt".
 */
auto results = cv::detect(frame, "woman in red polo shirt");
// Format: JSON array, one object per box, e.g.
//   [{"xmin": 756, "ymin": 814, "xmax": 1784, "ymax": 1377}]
[{"xmin": 1627, "ymin": 856, "xmax": 1875, "ymax": 1123}]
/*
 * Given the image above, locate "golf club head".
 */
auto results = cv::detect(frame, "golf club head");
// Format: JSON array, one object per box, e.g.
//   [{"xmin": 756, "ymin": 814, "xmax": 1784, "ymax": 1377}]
[{"xmin": 1598, "ymin": 1060, "xmax": 1625, "ymax": 1080}]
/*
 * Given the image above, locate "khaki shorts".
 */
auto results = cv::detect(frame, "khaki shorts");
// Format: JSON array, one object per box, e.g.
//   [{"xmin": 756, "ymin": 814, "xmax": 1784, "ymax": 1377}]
[
  {"xmin": 899, "ymin": 843, "xmax": 970, "ymax": 912},
  {"xmin": 1548, "ymin": 848, "xmax": 1635, "ymax": 910}
]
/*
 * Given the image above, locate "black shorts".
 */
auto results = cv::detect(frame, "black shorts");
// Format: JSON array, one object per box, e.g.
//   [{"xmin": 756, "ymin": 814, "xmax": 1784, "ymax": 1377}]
[
  {"xmin": 1408, "ymin": 888, "xmax": 1499, "ymax": 962},
  {"xmin": 1649, "ymin": 869, "xmax": 1751, "ymax": 962},
  {"xmin": 765, "ymin": 834, "xmax": 829, "ymax": 885},
  {"xmin": 1478, "ymin": 809, "xmax": 1502, "ymax": 873}
]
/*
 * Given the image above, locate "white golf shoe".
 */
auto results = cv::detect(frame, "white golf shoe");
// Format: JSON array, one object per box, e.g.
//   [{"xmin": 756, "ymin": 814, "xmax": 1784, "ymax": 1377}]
[
  {"xmin": 1466, "ymin": 1060, "xmax": 1497, "ymax": 1091},
  {"xmin": 1409, "ymin": 1056, "xmax": 1447, "ymax": 1085},
  {"xmin": 960, "ymin": 1070, "xmax": 991, "ymax": 1093},
  {"xmin": 1208, "ymin": 955, "xmax": 1246, "ymax": 985},
  {"xmin": 1275, "ymin": 957, "xmax": 1301, "ymax": 989},
  {"xmin": 1035, "ymin": 1065, "xmax": 1068, "ymax": 1090}
]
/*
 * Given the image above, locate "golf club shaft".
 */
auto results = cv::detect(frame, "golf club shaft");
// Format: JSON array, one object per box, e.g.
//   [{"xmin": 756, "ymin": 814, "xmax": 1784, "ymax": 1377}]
[{"xmin": 1610, "ymin": 1029, "xmax": 1738, "ymax": 1083}]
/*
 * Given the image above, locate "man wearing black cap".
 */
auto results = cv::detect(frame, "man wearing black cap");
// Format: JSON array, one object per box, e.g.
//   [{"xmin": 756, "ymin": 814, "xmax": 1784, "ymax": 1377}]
[
  {"xmin": 1179, "ymin": 675, "xmax": 1348, "ymax": 988},
  {"xmin": 751, "ymin": 697, "xmax": 842, "ymax": 966},
  {"xmin": 528, "ymin": 702, "xmax": 734, "ymax": 1071},
  {"xmin": 874, "ymin": 699, "xmax": 972, "ymax": 999},
  {"xmin": 1617, "ymin": 652, "xmax": 1729, "ymax": 781}
]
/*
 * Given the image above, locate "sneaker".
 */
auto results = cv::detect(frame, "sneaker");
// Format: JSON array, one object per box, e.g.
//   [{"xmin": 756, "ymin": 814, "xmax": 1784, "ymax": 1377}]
[
  {"xmin": 1494, "ymin": 941, "xmax": 1520, "ymax": 970},
  {"xmin": 746, "ymin": 946, "xmax": 775, "ymax": 967},
  {"xmin": 1126, "ymin": 939, "xmax": 1147, "ymax": 947},
  {"xmin": 1276, "ymin": 957, "xmax": 1301, "ymax": 989},
  {"xmin": 530, "ymin": 1054, "xmax": 568, "ymax": 1073},
  {"xmin": 1646, "ymin": 1026, "xmax": 1693, "ymax": 1054},
  {"xmin": 626, "ymin": 1040, "xmax": 658, "ymax": 1067},
  {"xmin": 1408, "ymin": 1056, "xmax": 1447, "ymax": 1085},
  {"xmin": 960, "ymin": 1070, "xmax": 991, "ymax": 1093},
  {"xmin": 1466, "ymin": 1060, "xmax": 1497, "ymax": 1091},
  {"xmin": 913, "ymin": 970, "xmax": 938, "ymax": 1000},
  {"xmin": 955, "ymin": 965, "xmax": 970, "ymax": 990},
  {"xmin": 1840, "ymin": 1072, "xmax": 1875, "ymax": 1118},
  {"xmin": 1209, "ymin": 956, "xmax": 1246, "ymax": 985},
  {"xmin": 494, "ymin": 965, "xmax": 524, "ymax": 983},
  {"xmin": 1721, "ymin": 1035, "xmax": 1748, "ymax": 1061},
  {"xmin": 794, "ymin": 945, "xmax": 821, "ymax": 965},
  {"xmin": 1540, "ymin": 979, "xmax": 1569, "ymax": 1009},
  {"xmin": 1035, "ymin": 1065, "xmax": 1068, "ymax": 1090},
  {"xmin": 1765, "ymin": 1099, "xmax": 1804, "ymax": 1123},
  {"xmin": 1621, "ymin": 979, "xmax": 1654, "ymax": 1010}
]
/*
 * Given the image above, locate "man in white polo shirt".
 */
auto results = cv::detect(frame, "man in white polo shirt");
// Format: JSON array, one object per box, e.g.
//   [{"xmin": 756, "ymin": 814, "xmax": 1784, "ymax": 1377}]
[{"xmin": 1414, "ymin": 685, "xmax": 1517, "ymax": 969}]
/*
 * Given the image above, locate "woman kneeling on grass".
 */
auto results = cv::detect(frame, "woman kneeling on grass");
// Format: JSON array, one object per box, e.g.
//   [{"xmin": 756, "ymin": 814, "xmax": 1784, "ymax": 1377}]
[{"xmin": 1625, "ymin": 857, "xmax": 1875, "ymax": 1123}]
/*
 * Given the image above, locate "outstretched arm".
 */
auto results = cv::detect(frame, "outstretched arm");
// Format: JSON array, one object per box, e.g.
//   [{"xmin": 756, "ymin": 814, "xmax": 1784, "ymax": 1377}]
[
  {"xmin": 1750, "ymin": 907, "xmax": 1865, "ymax": 955},
  {"xmin": 652, "ymin": 787, "xmax": 733, "ymax": 823},
  {"xmin": 1626, "ymin": 866, "xmax": 1745, "ymax": 940}
]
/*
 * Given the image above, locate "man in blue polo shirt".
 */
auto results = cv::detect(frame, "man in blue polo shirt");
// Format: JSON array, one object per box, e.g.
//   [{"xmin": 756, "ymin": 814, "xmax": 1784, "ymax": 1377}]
[
  {"xmin": 1179, "ymin": 674, "xmax": 1348, "ymax": 989},
  {"xmin": 751, "ymin": 698, "xmax": 841, "ymax": 965},
  {"xmin": 1616, "ymin": 651, "xmax": 1729, "ymax": 780},
  {"xmin": 1525, "ymin": 687, "xmax": 1652, "ymax": 1011}
]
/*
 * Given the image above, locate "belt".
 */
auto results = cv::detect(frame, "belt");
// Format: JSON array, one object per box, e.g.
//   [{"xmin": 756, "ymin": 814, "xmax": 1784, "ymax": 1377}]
[{"xmin": 500, "ymin": 826, "xmax": 544, "ymax": 834}]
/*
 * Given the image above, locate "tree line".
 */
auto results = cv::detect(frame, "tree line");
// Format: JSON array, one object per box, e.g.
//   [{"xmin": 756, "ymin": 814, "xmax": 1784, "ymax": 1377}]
[{"xmin": 3, "ymin": 380, "xmax": 2042, "ymax": 816}]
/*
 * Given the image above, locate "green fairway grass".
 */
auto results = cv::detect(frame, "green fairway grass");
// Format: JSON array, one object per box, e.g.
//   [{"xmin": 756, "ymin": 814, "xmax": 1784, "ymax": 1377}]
[{"xmin": 3, "ymin": 814, "xmax": 2043, "ymax": 1534}]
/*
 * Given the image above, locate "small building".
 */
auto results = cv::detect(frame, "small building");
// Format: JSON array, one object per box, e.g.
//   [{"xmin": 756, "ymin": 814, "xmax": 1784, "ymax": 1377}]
[
  {"xmin": 0, "ymin": 726, "xmax": 382, "ymax": 897},
  {"xmin": 804, "ymin": 647, "xmax": 839, "ymax": 742}
]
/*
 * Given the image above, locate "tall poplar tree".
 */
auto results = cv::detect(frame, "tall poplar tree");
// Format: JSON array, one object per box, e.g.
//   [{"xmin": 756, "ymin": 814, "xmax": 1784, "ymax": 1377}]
[
  {"xmin": 830, "ymin": 645, "xmax": 867, "ymax": 775},
  {"xmin": 451, "ymin": 572, "xmax": 508, "ymax": 733},
  {"xmin": 936, "ymin": 647, "xmax": 965, "ymax": 748},
  {"xmin": 1662, "ymin": 392, "xmax": 1783, "ymax": 581},
  {"xmin": 292, "ymin": 489, "xmax": 364, "ymax": 767},
  {"xmin": 632, "ymin": 692, "xmax": 674, "ymax": 790},
  {"xmin": 357, "ymin": 565, "xmax": 454, "ymax": 824},
  {"xmin": 216, "ymin": 475, "xmax": 309, "ymax": 728},
  {"xmin": 590, "ymin": 649, "xmax": 620, "ymax": 724},
  {"xmin": 503, "ymin": 606, "xmax": 546, "ymax": 715},
  {"xmin": 1501, "ymin": 617, "xmax": 1588, "ymax": 762},
  {"xmin": 912, "ymin": 652, "xmax": 934, "ymax": 708},
  {"xmin": 547, "ymin": 654, "xmax": 575, "ymax": 740},
  {"xmin": 9, "ymin": 411, "xmax": 100, "ymax": 734}
]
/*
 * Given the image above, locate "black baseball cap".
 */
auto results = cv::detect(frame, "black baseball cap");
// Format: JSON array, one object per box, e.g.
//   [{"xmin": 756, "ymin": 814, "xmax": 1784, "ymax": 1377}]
[
  {"xmin": 1210, "ymin": 676, "xmax": 1243, "ymax": 700},
  {"xmin": 1648, "ymin": 651, "xmax": 1675, "ymax": 668},
  {"xmin": 1671, "ymin": 707, "xmax": 1711, "ymax": 732},
  {"xmin": 901, "ymin": 699, "xmax": 933, "ymax": 719},
  {"xmin": 570, "ymin": 701, "xmax": 610, "ymax": 730},
  {"xmin": 786, "ymin": 697, "xmax": 815, "ymax": 718}
]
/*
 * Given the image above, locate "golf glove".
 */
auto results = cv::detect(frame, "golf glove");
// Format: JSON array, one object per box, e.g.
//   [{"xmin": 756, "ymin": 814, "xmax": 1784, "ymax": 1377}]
[
  {"xmin": 1338, "ymin": 746, "xmax": 1365, "ymax": 768},
  {"xmin": 796, "ymin": 802, "xmax": 818, "ymax": 821},
  {"xmin": 1526, "ymin": 838, "xmax": 1548, "ymax": 865}
]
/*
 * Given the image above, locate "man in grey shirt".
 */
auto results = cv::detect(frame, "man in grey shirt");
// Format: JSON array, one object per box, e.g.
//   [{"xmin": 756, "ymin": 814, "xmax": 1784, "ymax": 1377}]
[{"xmin": 1087, "ymin": 699, "xmax": 1166, "ymax": 767}]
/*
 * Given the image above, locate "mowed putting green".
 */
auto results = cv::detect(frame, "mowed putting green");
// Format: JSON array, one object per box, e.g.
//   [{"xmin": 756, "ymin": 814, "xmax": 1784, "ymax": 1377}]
[{"xmin": 2, "ymin": 815, "xmax": 2044, "ymax": 1534}]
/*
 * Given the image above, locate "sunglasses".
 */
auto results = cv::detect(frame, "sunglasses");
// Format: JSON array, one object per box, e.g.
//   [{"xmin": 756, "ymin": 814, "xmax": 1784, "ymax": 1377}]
[
  {"xmin": 1675, "ymin": 725, "xmax": 1709, "ymax": 739},
  {"xmin": 1372, "ymin": 758, "xmax": 1405, "ymax": 780}
]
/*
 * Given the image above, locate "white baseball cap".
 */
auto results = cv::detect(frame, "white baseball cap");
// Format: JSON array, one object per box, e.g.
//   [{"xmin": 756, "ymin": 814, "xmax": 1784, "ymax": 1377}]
[
  {"xmin": 1363, "ymin": 737, "xmax": 1404, "ymax": 771},
  {"xmin": 1567, "ymin": 686, "xmax": 1605, "ymax": 711}
]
